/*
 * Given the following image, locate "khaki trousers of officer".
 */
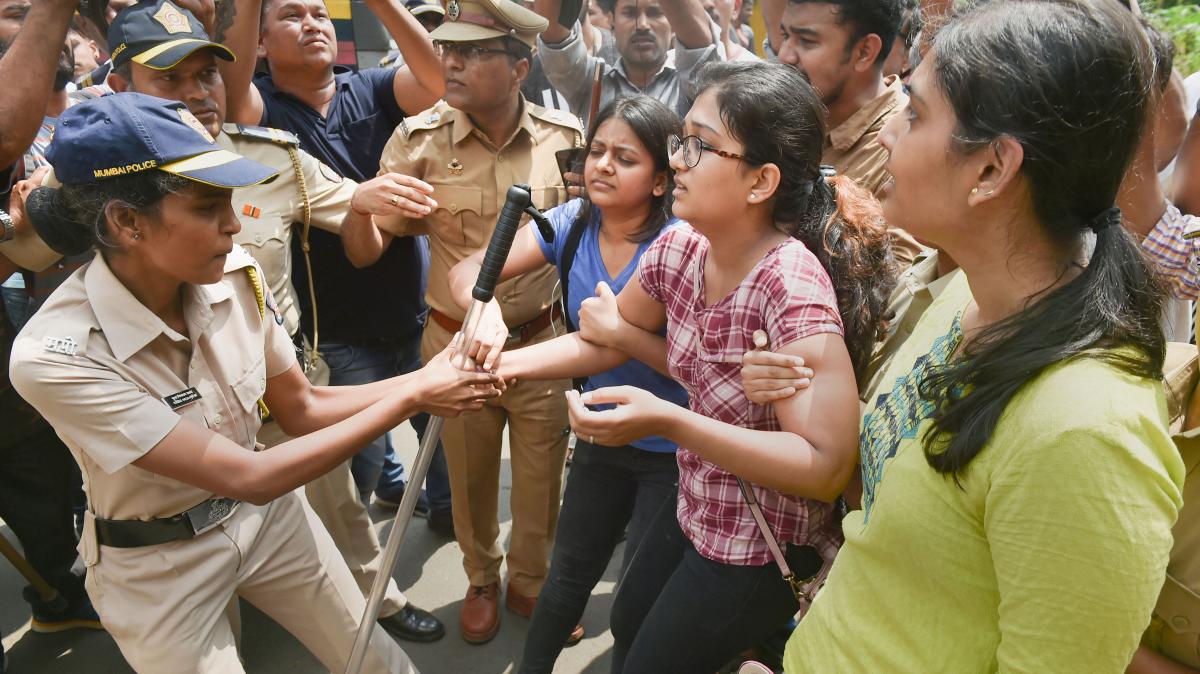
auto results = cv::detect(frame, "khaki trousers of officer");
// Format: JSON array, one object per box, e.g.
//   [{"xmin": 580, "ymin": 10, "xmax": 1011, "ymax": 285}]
[
  {"xmin": 421, "ymin": 318, "xmax": 570, "ymax": 595},
  {"xmin": 258, "ymin": 421, "xmax": 409, "ymax": 618},
  {"xmin": 81, "ymin": 491, "xmax": 412, "ymax": 674}
]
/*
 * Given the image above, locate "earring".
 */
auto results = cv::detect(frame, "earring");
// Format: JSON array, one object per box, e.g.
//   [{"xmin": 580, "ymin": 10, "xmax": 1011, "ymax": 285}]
[
  {"xmin": 970, "ymin": 188, "xmax": 979, "ymax": 196},
  {"xmin": 749, "ymin": 194, "xmax": 757, "ymax": 200},
  {"xmin": 131, "ymin": 232, "xmax": 141, "ymax": 240}
]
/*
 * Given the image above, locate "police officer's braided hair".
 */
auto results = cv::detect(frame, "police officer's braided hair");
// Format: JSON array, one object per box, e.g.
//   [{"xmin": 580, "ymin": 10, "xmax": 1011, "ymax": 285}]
[{"xmin": 27, "ymin": 171, "xmax": 192, "ymax": 256}]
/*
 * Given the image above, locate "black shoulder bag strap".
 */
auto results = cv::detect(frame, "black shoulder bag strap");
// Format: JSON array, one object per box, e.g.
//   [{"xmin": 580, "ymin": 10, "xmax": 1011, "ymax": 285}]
[{"xmin": 558, "ymin": 209, "xmax": 589, "ymax": 390}]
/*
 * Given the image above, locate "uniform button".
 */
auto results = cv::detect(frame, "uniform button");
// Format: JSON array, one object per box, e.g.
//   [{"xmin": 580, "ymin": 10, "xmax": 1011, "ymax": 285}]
[
  {"xmin": 213, "ymin": 413, "xmax": 223, "ymax": 426},
  {"xmin": 190, "ymin": 361, "xmax": 197, "ymax": 369},
  {"xmin": 450, "ymin": 204, "xmax": 458, "ymax": 214},
  {"xmin": 1172, "ymin": 616, "xmax": 1190, "ymax": 630},
  {"xmin": 254, "ymin": 234, "xmax": 263, "ymax": 243},
  {"xmin": 498, "ymin": 153, "xmax": 506, "ymax": 162}
]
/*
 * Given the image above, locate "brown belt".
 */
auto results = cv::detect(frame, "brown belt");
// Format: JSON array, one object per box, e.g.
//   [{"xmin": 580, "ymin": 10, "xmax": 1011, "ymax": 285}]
[{"xmin": 429, "ymin": 303, "xmax": 562, "ymax": 347}]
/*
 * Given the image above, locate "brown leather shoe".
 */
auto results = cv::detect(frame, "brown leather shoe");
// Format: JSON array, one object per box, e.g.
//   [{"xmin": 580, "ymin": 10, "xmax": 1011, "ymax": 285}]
[
  {"xmin": 506, "ymin": 585, "xmax": 585, "ymax": 645},
  {"xmin": 461, "ymin": 582, "xmax": 500, "ymax": 644},
  {"xmin": 504, "ymin": 584, "xmax": 537, "ymax": 617}
]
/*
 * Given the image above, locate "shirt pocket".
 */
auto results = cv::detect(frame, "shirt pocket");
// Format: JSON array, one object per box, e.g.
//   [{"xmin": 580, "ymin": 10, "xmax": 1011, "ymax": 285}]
[
  {"xmin": 234, "ymin": 221, "xmax": 289, "ymax": 285},
  {"xmin": 430, "ymin": 184, "xmax": 485, "ymax": 248},
  {"xmin": 232, "ymin": 356, "xmax": 267, "ymax": 412}
]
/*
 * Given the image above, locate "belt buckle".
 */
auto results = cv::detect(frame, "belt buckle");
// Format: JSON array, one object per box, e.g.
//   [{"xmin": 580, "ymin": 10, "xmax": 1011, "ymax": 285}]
[
  {"xmin": 505, "ymin": 325, "xmax": 526, "ymax": 347},
  {"xmin": 185, "ymin": 498, "xmax": 239, "ymax": 536}
]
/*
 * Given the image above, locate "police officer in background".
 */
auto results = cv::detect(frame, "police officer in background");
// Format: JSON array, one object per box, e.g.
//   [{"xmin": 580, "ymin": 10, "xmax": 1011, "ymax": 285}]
[
  {"xmin": 98, "ymin": 0, "xmax": 448, "ymax": 643},
  {"xmin": 375, "ymin": 0, "xmax": 583, "ymax": 645},
  {"xmin": 11, "ymin": 93, "xmax": 498, "ymax": 673}
]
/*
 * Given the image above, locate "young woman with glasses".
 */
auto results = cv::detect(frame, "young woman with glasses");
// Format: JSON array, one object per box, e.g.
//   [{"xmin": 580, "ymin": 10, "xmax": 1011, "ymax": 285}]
[{"xmin": 488, "ymin": 60, "xmax": 896, "ymax": 672}]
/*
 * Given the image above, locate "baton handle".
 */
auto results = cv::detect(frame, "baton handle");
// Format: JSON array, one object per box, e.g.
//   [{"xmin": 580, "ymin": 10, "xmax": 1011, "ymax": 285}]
[{"xmin": 472, "ymin": 185, "xmax": 531, "ymax": 303}]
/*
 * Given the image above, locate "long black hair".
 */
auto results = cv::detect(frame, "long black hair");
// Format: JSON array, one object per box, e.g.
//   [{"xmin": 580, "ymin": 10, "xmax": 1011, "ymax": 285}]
[
  {"xmin": 917, "ymin": 0, "xmax": 1165, "ymax": 478},
  {"xmin": 575, "ymin": 94, "xmax": 681, "ymax": 243},
  {"xmin": 693, "ymin": 60, "xmax": 897, "ymax": 380}
]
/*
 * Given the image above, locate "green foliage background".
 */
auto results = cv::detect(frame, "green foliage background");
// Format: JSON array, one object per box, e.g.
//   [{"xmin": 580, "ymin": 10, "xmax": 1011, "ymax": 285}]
[{"xmin": 1146, "ymin": 0, "xmax": 1200, "ymax": 76}]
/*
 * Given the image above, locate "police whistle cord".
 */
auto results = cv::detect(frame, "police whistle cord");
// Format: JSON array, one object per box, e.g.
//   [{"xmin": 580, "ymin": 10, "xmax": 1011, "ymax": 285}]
[{"xmin": 345, "ymin": 184, "xmax": 539, "ymax": 674}]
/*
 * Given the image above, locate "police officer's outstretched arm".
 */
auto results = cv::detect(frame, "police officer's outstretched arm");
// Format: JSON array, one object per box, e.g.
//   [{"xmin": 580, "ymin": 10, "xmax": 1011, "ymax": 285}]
[
  {"xmin": 11, "ymin": 95, "xmax": 501, "ymax": 508},
  {"xmin": 131, "ymin": 347, "xmax": 495, "ymax": 505}
]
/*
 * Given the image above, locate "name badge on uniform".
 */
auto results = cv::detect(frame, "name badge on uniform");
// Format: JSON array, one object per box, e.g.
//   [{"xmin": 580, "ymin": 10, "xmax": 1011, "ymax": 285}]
[
  {"xmin": 43, "ymin": 336, "xmax": 77, "ymax": 355},
  {"xmin": 163, "ymin": 387, "xmax": 202, "ymax": 410}
]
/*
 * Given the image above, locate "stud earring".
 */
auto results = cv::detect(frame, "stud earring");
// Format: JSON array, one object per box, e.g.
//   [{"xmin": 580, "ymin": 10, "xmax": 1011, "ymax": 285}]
[
  {"xmin": 749, "ymin": 194, "xmax": 756, "ymax": 200},
  {"xmin": 970, "ymin": 188, "xmax": 979, "ymax": 196},
  {"xmin": 131, "ymin": 232, "xmax": 141, "ymax": 240}
]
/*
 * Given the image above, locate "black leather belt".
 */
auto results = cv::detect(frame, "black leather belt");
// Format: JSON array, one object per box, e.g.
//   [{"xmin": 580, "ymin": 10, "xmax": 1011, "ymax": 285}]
[{"xmin": 94, "ymin": 497, "xmax": 241, "ymax": 548}]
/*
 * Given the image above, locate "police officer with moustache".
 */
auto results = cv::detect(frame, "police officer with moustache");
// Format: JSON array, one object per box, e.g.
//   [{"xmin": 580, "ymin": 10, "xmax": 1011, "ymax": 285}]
[
  {"xmin": 12, "ymin": 93, "xmax": 499, "ymax": 673},
  {"xmin": 99, "ymin": 0, "xmax": 447, "ymax": 643},
  {"xmin": 374, "ymin": 0, "xmax": 584, "ymax": 644}
]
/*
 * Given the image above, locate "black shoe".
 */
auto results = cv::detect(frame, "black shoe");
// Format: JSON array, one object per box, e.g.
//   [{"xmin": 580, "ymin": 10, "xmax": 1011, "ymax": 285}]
[
  {"xmin": 23, "ymin": 586, "xmax": 104, "ymax": 634},
  {"xmin": 427, "ymin": 508, "xmax": 455, "ymax": 537},
  {"xmin": 379, "ymin": 604, "xmax": 445, "ymax": 643},
  {"xmin": 374, "ymin": 488, "xmax": 431, "ymax": 518}
]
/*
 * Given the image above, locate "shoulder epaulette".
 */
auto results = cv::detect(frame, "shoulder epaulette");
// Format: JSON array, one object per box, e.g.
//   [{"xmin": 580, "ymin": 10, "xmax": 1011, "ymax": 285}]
[
  {"xmin": 527, "ymin": 103, "xmax": 584, "ymax": 134},
  {"xmin": 402, "ymin": 105, "xmax": 454, "ymax": 139},
  {"xmin": 222, "ymin": 245, "xmax": 258, "ymax": 273},
  {"xmin": 226, "ymin": 124, "xmax": 301, "ymax": 147}
]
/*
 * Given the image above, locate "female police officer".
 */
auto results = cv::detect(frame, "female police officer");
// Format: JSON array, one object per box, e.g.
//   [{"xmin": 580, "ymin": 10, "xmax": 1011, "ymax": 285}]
[{"xmin": 8, "ymin": 92, "xmax": 499, "ymax": 673}]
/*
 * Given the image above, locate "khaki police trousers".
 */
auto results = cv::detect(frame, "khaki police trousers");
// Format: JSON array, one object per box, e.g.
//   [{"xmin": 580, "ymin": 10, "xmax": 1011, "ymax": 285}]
[
  {"xmin": 422, "ymin": 318, "xmax": 570, "ymax": 595},
  {"xmin": 80, "ymin": 491, "xmax": 413, "ymax": 674},
  {"xmin": 260, "ymin": 421, "xmax": 408, "ymax": 617}
]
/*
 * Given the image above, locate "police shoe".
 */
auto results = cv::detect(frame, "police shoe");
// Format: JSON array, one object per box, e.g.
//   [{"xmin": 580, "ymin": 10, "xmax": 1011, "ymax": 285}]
[
  {"xmin": 461, "ymin": 582, "xmax": 501, "ymax": 644},
  {"xmin": 24, "ymin": 586, "xmax": 104, "ymax": 634},
  {"xmin": 379, "ymin": 604, "xmax": 445, "ymax": 643}
]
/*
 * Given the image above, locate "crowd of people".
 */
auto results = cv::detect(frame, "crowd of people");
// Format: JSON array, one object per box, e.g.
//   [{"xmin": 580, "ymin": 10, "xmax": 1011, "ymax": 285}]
[{"xmin": 0, "ymin": 0, "xmax": 1198, "ymax": 671}]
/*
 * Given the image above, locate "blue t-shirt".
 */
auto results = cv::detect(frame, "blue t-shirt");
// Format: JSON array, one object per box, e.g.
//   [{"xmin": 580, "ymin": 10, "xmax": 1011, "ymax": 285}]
[
  {"xmin": 536, "ymin": 199, "xmax": 688, "ymax": 453},
  {"xmin": 254, "ymin": 66, "xmax": 428, "ymax": 342}
]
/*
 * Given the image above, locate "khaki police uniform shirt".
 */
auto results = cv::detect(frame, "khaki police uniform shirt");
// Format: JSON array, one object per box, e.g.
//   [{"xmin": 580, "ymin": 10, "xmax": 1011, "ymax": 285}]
[
  {"xmin": 822, "ymin": 75, "xmax": 924, "ymax": 268},
  {"xmin": 375, "ymin": 98, "xmax": 582, "ymax": 326},
  {"xmin": 219, "ymin": 125, "xmax": 358, "ymax": 336},
  {"xmin": 860, "ymin": 251, "xmax": 958, "ymax": 402},
  {"xmin": 9, "ymin": 247, "xmax": 296, "ymax": 521}
]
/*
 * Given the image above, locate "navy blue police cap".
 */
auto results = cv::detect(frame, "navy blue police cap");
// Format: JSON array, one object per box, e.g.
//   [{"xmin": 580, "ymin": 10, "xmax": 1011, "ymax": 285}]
[
  {"xmin": 47, "ymin": 93, "xmax": 278, "ymax": 188},
  {"xmin": 108, "ymin": 0, "xmax": 234, "ymax": 71}
]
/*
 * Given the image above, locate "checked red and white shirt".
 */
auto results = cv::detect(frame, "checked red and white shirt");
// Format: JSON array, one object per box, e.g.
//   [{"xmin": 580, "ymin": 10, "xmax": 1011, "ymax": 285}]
[{"xmin": 638, "ymin": 224, "xmax": 845, "ymax": 566}]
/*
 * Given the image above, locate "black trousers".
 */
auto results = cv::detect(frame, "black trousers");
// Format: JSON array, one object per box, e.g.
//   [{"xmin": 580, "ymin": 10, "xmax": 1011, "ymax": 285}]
[
  {"xmin": 0, "ymin": 426, "xmax": 86, "ymax": 603},
  {"xmin": 519, "ymin": 441, "xmax": 678, "ymax": 674},
  {"xmin": 609, "ymin": 499, "xmax": 801, "ymax": 674}
]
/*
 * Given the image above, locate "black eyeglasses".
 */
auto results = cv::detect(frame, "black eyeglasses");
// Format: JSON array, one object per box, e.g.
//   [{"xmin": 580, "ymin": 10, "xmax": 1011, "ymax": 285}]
[
  {"xmin": 668, "ymin": 134, "xmax": 751, "ymax": 168},
  {"xmin": 434, "ymin": 41, "xmax": 513, "ymax": 62}
]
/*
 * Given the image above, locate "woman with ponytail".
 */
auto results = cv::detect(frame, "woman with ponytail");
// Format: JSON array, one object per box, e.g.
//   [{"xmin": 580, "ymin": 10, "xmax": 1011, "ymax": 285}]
[
  {"xmin": 781, "ymin": 1, "xmax": 1183, "ymax": 671},
  {"xmin": 491, "ymin": 60, "xmax": 896, "ymax": 671},
  {"xmin": 10, "ymin": 93, "xmax": 497, "ymax": 673}
]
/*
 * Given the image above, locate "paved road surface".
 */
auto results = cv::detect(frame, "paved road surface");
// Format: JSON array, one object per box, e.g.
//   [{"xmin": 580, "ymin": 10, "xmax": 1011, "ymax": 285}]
[{"xmin": 1, "ymin": 422, "xmax": 620, "ymax": 673}]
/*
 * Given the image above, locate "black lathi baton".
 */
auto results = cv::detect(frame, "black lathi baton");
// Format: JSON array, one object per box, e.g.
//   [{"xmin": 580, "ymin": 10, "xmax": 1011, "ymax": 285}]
[{"xmin": 344, "ymin": 184, "xmax": 535, "ymax": 674}]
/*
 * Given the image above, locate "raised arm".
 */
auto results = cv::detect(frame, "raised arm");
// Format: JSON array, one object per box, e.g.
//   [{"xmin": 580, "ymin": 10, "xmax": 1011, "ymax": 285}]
[
  {"xmin": 760, "ymin": 0, "xmax": 785, "ymax": 55},
  {"xmin": 659, "ymin": 0, "xmax": 713, "ymax": 49},
  {"xmin": 216, "ymin": 0, "xmax": 266, "ymax": 125},
  {"xmin": 363, "ymin": 0, "xmax": 444, "ymax": 110},
  {"xmin": 0, "ymin": 0, "xmax": 76, "ymax": 166},
  {"xmin": 533, "ymin": 0, "xmax": 572, "ymax": 46}
]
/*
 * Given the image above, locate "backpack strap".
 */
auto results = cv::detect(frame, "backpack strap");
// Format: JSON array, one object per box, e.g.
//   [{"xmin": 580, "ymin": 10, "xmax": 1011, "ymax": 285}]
[
  {"xmin": 558, "ymin": 208, "xmax": 590, "ymax": 391},
  {"xmin": 558, "ymin": 208, "xmax": 589, "ymax": 333}
]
